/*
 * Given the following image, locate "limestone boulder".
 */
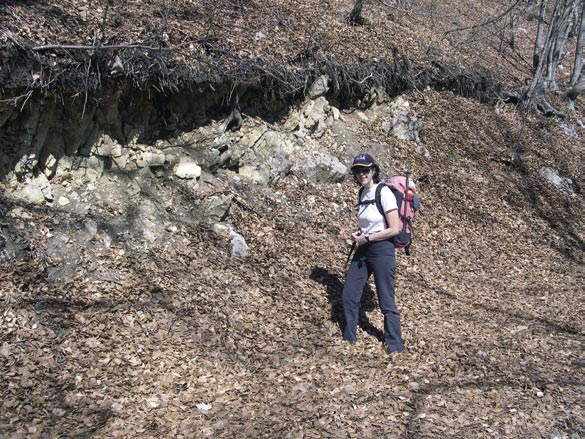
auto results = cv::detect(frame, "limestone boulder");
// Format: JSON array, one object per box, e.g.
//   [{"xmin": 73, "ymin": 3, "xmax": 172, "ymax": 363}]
[
  {"xmin": 175, "ymin": 161, "xmax": 202, "ymax": 179},
  {"xmin": 540, "ymin": 167, "xmax": 576, "ymax": 196}
]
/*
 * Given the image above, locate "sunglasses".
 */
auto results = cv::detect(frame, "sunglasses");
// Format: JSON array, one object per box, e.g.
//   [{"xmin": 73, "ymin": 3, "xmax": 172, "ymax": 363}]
[{"xmin": 352, "ymin": 167, "xmax": 372, "ymax": 175}]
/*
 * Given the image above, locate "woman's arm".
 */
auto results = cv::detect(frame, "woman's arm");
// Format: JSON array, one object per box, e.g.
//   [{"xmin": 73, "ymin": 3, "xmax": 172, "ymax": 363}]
[{"xmin": 368, "ymin": 208, "xmax": 400, "ymax": 242}]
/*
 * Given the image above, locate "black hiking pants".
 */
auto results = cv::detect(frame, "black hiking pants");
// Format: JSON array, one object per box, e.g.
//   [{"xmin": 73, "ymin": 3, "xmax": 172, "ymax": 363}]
[{"xmin": 342, "ymin": 239, "xmax": 403, "ymax": 353}]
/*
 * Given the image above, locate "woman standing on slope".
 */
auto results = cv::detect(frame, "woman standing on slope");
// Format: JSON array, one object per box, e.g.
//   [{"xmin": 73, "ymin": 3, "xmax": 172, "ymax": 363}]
[{"xmin": 342, "ymin": 153, "xmax": 403, "ymax": 355}]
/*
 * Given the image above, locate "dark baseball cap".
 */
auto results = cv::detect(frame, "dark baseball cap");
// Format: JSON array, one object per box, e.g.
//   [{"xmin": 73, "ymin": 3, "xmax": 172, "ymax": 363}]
[{"xmin": 351, "ymin": 153, "xmax": 375, "ymax": 169}]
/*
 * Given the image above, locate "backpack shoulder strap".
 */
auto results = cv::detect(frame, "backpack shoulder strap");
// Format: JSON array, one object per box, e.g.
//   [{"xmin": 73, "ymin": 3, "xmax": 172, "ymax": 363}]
[
  {"xmin": 375, "ymin": 183, "xmax": 388, "ymax": 227},
  {"xmin": 357, "ymin": 186, "xmax": 377, "ymax": 206},
  {"xmin": 358, "ymin": 184, "xmax": 389, "ymax": 216},
  {"xmin": 374, "ymin": 183, "xmax": 385, "ymax": 215}
]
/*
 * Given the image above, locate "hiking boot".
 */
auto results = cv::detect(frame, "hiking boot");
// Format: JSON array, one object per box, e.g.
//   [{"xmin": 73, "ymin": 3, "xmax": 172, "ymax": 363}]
[{"xmin": 386, "ymin": 346, "xmax": 404, "ymax": 355}]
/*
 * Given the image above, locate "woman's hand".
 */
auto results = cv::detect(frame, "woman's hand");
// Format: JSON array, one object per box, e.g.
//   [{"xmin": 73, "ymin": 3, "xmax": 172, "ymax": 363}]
[{"xmin": 351, "ymin": 231, "xmax": 368, "ymax": 246}]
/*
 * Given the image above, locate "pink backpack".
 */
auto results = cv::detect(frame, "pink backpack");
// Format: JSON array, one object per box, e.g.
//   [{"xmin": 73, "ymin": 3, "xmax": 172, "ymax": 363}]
[
  {"xmin": 358, "ymin": 172, "xmax": 420, "ymax": 254},
  {"xmin": 385, "ymin": 175, "xmax": 420, "ymax": 253}
]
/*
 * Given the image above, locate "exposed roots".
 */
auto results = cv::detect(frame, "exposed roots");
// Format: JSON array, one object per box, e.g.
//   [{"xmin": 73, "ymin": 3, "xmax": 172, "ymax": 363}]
[{"xmin": 1, "ymin": 42, "xmax": 504, "ymax": 112}]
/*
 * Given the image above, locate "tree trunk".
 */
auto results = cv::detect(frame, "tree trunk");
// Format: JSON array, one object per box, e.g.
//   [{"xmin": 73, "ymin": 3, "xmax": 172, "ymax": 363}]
[
  {"xmin": 527, "ymin": 0, "xmax": 579, "ymax": 103},
  {"xmin": 219, "ymin": 87, "xmax": 243, "ymax": 134},
  {"xmin": 566, "ymin": 78, "xmax": 585, "ymax": 99},
  {"xmin": 570, "ymin": 3, "xmax": 584, "ymax": 86},
  {"xmin": 348, "ymin": 0, "xmax": 365, "ymax": 25},
  {"xmin": 543, "ymin": 0, "xmax": 562, "ymax": 85},
  {"xmin": 509, "ymin": 14, "xmax": 516, "ymax": 50},
  {"xmin": 101, "ymin": 0, "xmax": 112, "ymax": 43},
  {"xmin": 533, "ymin": 0, "xmax": 548, "ymax": 70},
  {"xmin": 527, "ymin": 1, "xmax": 558, "ymax": 103},
  {"xmin": 544, "ymin": 0, "xmax": 579, "ymax": 89}
]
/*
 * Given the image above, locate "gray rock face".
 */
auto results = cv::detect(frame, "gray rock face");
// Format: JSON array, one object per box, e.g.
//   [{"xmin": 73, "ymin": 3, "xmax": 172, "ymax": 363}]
[
  {"xmin": 540, "ymin": 167, "xmax": 576, "ymax": 196},
  {"xmin": 303, "ymin": 153, "xmax": 348, "ymax": 183},
  {"xmin": 384, "ymin": 96, "xmax": 424, "ymax": 143},
  {"xmin": 0, "ymin": 90, "xmax": 437, "ymax": 275},
  {"xmin": 308, "ymin": 75, "xmax": 330, "ymax": 99}
]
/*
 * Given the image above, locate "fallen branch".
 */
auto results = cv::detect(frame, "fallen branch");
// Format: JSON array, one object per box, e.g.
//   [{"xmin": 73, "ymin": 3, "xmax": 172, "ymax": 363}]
[
  {"xmin": 232, "ymin": 195, "xmax": 263, "ymax": 218},
  {"xmin": 32, "ymin": 44, "xmax": 172, "ymax": 52}
]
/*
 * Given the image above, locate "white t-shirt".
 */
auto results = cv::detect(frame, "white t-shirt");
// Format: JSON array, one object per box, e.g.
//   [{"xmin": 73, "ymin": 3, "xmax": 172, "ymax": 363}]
[{"xmin": 357, "ymin": 184, "xmax": 398, "ymax": 234}]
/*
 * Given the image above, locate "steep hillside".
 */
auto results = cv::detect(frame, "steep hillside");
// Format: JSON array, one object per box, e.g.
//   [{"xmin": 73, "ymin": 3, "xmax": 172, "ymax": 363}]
[
  {"xmin": 0, "ymin": 1, "xmax": 584, "ymax": 439},
  {"xmin": 1, "ymin": 87, "xmax": 583, "ymax": 438},
  {"xmin": 0, "ymin": 0, "xmax": 568, "ymax": 93}
]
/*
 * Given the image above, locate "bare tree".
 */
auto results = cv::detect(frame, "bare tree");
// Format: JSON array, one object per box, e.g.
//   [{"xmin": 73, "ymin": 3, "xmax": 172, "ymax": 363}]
[
  {"xmin": 348, "ymin": 0, "xmax": 366, "ymax": 25},
  {"xmin": 544, "ymin": 0, "xmax": 577, "ymax": 88},
  {"xmin": 100, "ymin": 0, "xmax": 113, "ymax": 43},
  {"xmin": 533, "ymin": 0, "xmax": 548, "ymax": 69},
  {"xmin": 525, "ymin": 0, "xmax": 582, "ymax": 107},
  {"xmin": 569, "ymin": 3, "xmax": 584, "ymax": 86}
]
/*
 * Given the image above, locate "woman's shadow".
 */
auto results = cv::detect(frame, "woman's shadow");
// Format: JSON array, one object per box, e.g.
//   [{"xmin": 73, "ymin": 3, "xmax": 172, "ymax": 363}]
[{"xmin": 310, "ymin": 266, "xmax": 384, "ymax": 342}]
